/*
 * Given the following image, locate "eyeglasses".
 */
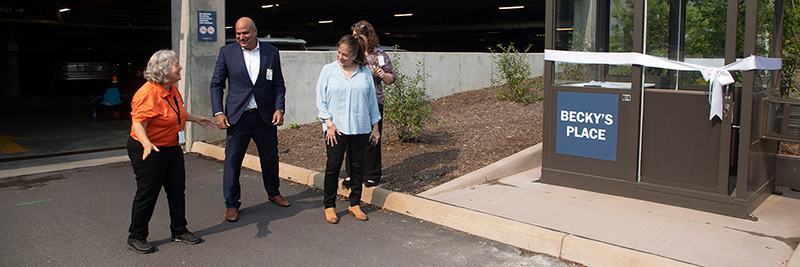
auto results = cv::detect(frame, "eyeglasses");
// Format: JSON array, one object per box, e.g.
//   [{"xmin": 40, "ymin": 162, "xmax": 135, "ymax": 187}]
[{"xmin": 353, "ymin": 23, "xmax": 366, "ymax": 29}]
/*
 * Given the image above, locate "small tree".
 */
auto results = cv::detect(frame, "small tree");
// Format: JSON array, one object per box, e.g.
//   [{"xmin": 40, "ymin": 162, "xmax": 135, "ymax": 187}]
[
  {"xmin": 384, "ymin": 49, "xmax": 436, "ymax": 142},
  {"xmin": 783, "ymin": 0, "xmax": 800, "ymax": 98},
  {"xmin": 490, "ymin": 43, "xmax": 542, "ymax": 103}
]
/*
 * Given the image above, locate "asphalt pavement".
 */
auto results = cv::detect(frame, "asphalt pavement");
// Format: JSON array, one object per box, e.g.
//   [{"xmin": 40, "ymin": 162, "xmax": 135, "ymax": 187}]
[{"xmin": 0, "ymin": 153, "xmax": 574, "ymax": 267}]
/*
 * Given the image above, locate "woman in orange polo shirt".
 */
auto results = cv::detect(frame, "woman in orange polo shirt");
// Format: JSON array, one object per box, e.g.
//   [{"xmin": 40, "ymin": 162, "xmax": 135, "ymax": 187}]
[{"xmin": 126, "ymin": 49, "xmax": 214, "ymax": 254}]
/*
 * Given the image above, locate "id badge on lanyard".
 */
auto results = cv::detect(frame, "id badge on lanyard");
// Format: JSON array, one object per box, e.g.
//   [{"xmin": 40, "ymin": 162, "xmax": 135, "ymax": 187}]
[
  {"xmin": 177, "ymin": 130, "xmax": 186, "ymax": 145},
  {"xmin": 166, "ymin": 96, "xmax": 185, "ymax": 145}
]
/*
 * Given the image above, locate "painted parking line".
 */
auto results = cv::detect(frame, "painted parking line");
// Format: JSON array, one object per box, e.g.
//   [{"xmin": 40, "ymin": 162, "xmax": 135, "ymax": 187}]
[
  {"xmin": 0, "ymin": 135, "xmax": 29, "ymax": 153},
  {"xmin": 15, "ymin": 199, "xmax": 54, "ymax": 207}
]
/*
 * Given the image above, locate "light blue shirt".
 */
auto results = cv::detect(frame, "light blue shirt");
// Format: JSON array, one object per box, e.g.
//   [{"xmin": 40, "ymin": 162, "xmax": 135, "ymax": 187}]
[{"xmin": 316, "ymin": 61, "xmax": 381, "ymax": 135}]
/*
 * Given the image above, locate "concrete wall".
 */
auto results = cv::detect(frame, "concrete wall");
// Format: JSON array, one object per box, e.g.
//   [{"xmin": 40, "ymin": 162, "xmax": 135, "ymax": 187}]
[
  {"xmin": 172, "ymin": 0, "xmax": 225, "ymax": 151},
  {"xmin": 188, "ymin": 49, "xmax": 544, "ymax": 144},
  {"xmin": 279, "ymin": 51, "xmax": 544, "ymax": 130}
]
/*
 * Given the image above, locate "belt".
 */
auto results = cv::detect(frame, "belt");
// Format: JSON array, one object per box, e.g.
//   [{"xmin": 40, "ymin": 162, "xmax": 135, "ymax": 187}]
[{"xmin": 245, "ymin": 108, "xmax": 258, "ymax": 112}]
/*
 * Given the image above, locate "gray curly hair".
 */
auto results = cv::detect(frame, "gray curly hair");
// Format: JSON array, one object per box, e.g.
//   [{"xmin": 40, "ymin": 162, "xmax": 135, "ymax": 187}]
[{"xmin": 143, "ymin": 49, "xmax": 178, "ymax": 85}]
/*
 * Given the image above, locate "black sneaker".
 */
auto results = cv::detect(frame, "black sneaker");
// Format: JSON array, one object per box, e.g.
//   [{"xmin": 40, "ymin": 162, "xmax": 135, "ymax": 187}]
[
  {"xmin": 173, "ymin": 231, "xmax": 202, "ymax": 245},
  {"xmin": 127, "ymin": 238, "xmax": 155, "ymax": 254},
  {"xmin": 342, "ymin": 177, "xmax": 352, "ymax": 189}
]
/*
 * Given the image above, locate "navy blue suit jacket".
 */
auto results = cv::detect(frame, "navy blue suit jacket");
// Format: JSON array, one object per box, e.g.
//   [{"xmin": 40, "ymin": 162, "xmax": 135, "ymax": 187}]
[{"xmin": 210, "ymin": 42, "xmax": 286, "ymax": 125}]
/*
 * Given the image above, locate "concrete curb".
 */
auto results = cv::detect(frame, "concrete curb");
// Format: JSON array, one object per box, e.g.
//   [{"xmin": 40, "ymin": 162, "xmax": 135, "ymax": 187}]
[
  {"xmin": 0, "ymin": 155, "xmax": 130, "ymax": 179},
  {"xmin": 419, "ymin": 143, "xmax": 542, "ymax": 197},
  {"xmin": 190, "ymin": 141, "xmax": 695, "ymax": 267}
]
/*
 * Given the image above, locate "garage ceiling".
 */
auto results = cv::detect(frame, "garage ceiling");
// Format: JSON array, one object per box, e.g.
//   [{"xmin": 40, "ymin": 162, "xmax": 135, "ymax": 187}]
[{"xmin": 3, "ymin": 0, "xmax": 544, "ymax": 52}]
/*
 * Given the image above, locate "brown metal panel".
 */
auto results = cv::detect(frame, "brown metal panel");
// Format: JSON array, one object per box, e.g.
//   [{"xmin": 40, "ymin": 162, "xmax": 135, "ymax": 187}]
[
  {"xmin": 773, "ymin": 0, "xmax": 785, "ymax": 92},
  {"xmin": 735, "ymin": 0, "xmax": 759, "ymax": 200},
  {"xmin": 725, "ymin": 0, "xmax": 738, "ymax": 64},
  {"xmin": 542, "ymin": 86, "xmax": 634, "ymax": 182},
  {"xmin": 717, "ymin": 93, "xmax": 734, "ymax": 194},
  {"xmin": 543, "ymin": 168, "xmax": 756, "ymax": 218},
  {"xmin": 541, "ymin": 169, "xmax": 644, "ymax": 198},
  {"xmin": 636, "ymin": 184, "xmax": 755, "ymax": 218},
  {"xmin": 538, "ymin": 0, "xmax": 781, "ymax": 219},
  {"xmin": 748, "ymin": 140, "xmax": 777, "ymax": 195},
  {"xmin": 543, "ymin": 0, "xmax": 554, "ymax": 169},
  {"xmin": 629, "ymin": 0, "xmax": 645, "ymax": 183},
  {"xmin": 725, "ymin": 0, "xmax": 740, "ymax": 195},
  {"xmin": 782, "ymin": 102, "xmax": 791, "ymax": 135},
  {"xmin": 640, "ymin": 89, "xmax": 722, "ymax": 192}
]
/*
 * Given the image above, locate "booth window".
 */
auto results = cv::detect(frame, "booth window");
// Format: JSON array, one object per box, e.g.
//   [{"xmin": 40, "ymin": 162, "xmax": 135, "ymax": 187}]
[{"xmin": 554, "ymin": 0, "xmax": 635, "ymax": 87}]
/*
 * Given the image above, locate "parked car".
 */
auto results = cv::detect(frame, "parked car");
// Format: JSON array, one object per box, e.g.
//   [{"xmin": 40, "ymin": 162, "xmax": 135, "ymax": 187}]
[
  {"xmin": 51, "ymin": 61, "xmax": 115, "ymax": 95},
  {"xmin": 54, "ymin": 62, "xmax": 113, "ymax": 81},
  {"xmin": 306, "ymin": 45, "xmax": 407, "ymax": 52},
  {"xmin": 225, "ymin": 35, "xmax": 308, "ymax": 51}
]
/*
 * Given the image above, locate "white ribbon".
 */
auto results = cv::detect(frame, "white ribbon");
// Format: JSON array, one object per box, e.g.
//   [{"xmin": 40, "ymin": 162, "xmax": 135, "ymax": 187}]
[{"xmin": 544, "ymin": 49, "xmax": 782, "ymax": 120}]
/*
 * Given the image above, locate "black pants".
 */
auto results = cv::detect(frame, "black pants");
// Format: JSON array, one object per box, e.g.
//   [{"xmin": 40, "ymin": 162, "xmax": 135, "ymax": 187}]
[
  {"xmin": 324, "ymin": 133, "xmax": 369, "ymax": 208},
  {"xmin": 127, "ymin": 137, "xmax": 188, "ymax": 240},
  {"xmin": 346, "ymin": 104, "xmax": 383, "ymax": 182}
]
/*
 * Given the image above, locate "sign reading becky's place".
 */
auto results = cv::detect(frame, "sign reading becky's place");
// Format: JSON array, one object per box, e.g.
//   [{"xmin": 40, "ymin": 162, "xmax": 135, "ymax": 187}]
[{"xmin": 556, "ymin": 91, "xmax": 618, "ymax": 161}]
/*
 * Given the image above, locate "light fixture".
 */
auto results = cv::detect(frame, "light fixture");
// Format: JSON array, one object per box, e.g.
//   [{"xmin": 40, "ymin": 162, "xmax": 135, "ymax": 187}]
[
  {"xmin": 556, "ymin": 27, "xmax": 573, "ymax": 31},
  {"xmin": 225, "ymin": 26, "xmax": 233, "ymax": 29},
  {"xmin": 498, "ymin": 6, "xmax": 524, "ymax": 10},
  {"xmin": 261, "ymin": 4, "xmax": 279, "ymax": 8},
  {"xmin": 318, "ymin": 20, "xmax": 333, "ymax": 24},
  {"xmin": 58, "ymin": 7, "xmax": 71, "ymax": 12},
  {"xmin": 384, "ymin": 32, "xmax": 391, "ymax": 35},
  {"xmin": 394, "ymin": 13, "xmax": 413, "ymax": 17}
]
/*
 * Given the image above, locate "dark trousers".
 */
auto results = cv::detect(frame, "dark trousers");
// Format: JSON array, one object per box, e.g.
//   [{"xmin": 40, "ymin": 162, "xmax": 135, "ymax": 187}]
[
  {"xmin": 324, "ymin": 133, "xmax": 369, "ymax": 208},
  {"xmin": 127, "ymin": 137, "xmax": 188, "ymax": 240},
  {"xmin": 346, "ymin": 104, "xmax": 383, "ymax": 182},
  {"xmin": 223, "ymin": 110, "xmax": 280, "ymax": 208}
]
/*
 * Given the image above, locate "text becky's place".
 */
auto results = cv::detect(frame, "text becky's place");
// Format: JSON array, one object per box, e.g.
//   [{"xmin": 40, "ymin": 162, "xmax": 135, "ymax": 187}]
[{"xmin": 560, "ymin": 110, "xmax": 614, "ymax": 140}]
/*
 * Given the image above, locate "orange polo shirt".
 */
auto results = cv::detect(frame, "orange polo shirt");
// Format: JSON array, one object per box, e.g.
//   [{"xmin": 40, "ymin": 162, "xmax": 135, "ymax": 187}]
[{"xmin": 129, "ymin": 81, "xmax": 187, "ymax": 147}]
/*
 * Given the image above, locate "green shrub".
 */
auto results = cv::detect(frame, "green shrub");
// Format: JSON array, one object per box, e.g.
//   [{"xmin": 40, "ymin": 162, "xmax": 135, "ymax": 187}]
[
  {"xmin": 489, "ymin": 43, "xmax": 543, "ymax": 103},
  {"xmin": 783, "ymin": 2, "xmax": 800, "ymax": 98},
  {"xmin": 384, "ymin": 48, "xmax": 437, "ymax": 142},
  {"xmin": 288, "ymin": 122, "xmax": 300, "ymax": 129}
]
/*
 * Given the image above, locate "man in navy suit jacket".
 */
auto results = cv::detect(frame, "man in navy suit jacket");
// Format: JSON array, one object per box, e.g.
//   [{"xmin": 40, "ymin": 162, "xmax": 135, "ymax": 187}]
[{"xmin": 210, "ymin": 17, "xmax": 289, "ymax": 222}]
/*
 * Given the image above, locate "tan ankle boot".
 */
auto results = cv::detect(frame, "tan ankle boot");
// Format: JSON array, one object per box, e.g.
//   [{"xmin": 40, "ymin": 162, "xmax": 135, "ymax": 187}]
[
  {"xmin": 325, "ymin": 208, "xmax": 338, "ymax": 224},
  {"xmin": 348, "ymin": 206, "xmax": 368, "ymax": 221}
]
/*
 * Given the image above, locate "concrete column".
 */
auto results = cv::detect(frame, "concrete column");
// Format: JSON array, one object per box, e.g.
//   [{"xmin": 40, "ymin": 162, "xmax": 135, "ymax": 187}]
[
  {"xmin": 1, "ymin": 24, "xmax": 20, "ymax": 96},
  {"xmin": 171, "ymin": 0, "xmax": 225, "ymax": 151}
]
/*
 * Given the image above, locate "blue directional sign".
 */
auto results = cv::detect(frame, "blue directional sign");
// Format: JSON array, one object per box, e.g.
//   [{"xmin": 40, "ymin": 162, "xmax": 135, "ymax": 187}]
[
  {"xmin": 555, "ymin": 91, "xmax": 618, "ymax": 161},
  {"xmin": 197, "ymin": 11, "xmax": 217, "ymax": 42}
]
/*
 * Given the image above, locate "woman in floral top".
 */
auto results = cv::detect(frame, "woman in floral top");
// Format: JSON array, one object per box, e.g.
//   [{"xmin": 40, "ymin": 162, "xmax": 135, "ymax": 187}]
[{"xmin": 343, "ymin": 20, "xmax": 396, "ymax": 188}]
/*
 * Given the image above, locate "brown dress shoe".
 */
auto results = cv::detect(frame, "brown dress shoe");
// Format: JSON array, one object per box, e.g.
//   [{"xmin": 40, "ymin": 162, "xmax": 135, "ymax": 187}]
[
  {"xmin": 325, "ymin": 207, "xmax": 338, "ymax": 224},
  {"xmin": 348, "ymin": 205, "xmax": 368, "ymax": 221},
  {"xmin": 268, "ymin": 195, "xmax": 290, "ymax": 207},
  {"xmin": 225, "ymin": 208, "xmax": 239, "ymax": 222}
]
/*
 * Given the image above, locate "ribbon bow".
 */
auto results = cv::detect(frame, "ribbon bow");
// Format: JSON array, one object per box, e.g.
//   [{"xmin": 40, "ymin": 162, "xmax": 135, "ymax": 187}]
[{"xmin": 544, "ymin": 50, "xmax": 782, "ymax": 120}]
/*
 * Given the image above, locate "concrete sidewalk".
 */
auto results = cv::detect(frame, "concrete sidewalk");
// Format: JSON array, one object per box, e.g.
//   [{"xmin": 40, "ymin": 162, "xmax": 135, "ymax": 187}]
[{"xmin": 191, "ymin": 141, "xmax": 800, "ymax": 267}]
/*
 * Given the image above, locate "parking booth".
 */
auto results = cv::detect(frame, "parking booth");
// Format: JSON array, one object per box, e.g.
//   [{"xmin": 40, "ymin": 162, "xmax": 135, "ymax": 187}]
[{"xmin": 540, "ymin": 0, "xmax": 787, "ymax": 218}]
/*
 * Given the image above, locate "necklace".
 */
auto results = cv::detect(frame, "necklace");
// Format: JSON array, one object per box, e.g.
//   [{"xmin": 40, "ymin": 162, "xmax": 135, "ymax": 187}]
[{"xmin": 341, "ymin": 64, "xmax": 357, "ymax": 79}]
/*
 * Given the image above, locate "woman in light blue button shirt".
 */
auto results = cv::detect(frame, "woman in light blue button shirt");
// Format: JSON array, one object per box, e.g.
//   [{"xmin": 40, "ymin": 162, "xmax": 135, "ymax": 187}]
[{"xmin": 316, "ymin": 35, "xmax": 381, "ymax": 224}]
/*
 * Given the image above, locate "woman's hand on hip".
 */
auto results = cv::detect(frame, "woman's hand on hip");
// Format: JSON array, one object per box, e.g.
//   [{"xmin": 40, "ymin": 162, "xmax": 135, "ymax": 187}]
[{"xmin": 142, "ymin": 142, "xmax": 160, "ymax": 160}]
